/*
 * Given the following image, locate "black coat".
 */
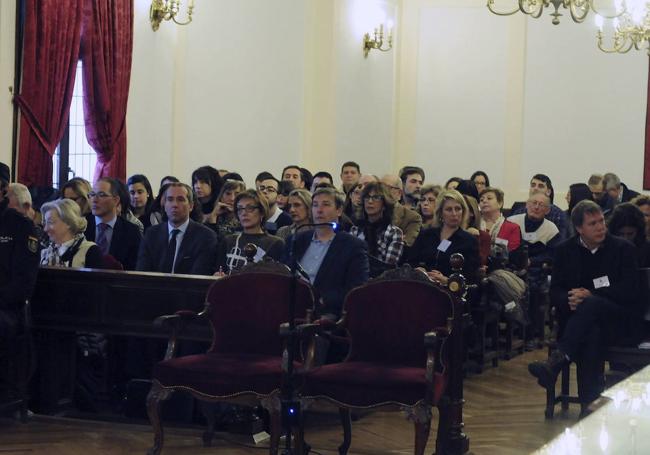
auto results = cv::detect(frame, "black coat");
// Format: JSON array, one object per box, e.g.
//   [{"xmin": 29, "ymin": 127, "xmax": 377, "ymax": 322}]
[
  {"xmin": 137, "ymin": 219, "xmax": 218, "ymax": 276},
  {"xmin": 85, "ymin": 214, "xmax": 142, "ymax": 270},
  {"xmin": 284, "ymin": 231, "xmax": 369, "ymax": 317},
  {"xmin": 406, "ymin": 227, "xmax": 479, "ymax": 283},
  {"xmin": 551, "ymin": 234, "xmax": 641, "ymax": 321}
]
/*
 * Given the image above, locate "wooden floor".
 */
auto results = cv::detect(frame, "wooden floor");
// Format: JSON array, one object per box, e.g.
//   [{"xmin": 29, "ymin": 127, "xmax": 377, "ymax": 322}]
[{"xmin": 0, "ymin": 349, "xmax": 581, "ymax": 455}]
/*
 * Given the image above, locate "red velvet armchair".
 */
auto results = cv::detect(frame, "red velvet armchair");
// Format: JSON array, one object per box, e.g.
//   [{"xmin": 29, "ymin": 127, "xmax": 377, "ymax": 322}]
[
  {"xmin": 299, "ymin": 266, "xmax": 468, "ymax": 455},
  {"xmin": 146, "ymin": 261, "xmax": 314, "ymax": 455}
]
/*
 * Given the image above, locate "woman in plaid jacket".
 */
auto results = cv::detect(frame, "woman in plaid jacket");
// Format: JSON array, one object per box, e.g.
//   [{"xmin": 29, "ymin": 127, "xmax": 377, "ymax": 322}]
[{"xmin": 350, "ymin": 182, "xmax": 404, "ymax": 277}]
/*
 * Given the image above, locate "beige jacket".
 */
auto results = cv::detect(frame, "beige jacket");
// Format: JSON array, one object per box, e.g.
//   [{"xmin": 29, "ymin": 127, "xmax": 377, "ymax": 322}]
[{"xmin": 392, "ymin": 203, "xmax": 422, "ymax": 247}]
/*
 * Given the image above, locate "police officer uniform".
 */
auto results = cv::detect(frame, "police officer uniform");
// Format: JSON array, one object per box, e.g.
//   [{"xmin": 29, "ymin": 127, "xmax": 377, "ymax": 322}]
[{"xmin": 0, "ymin": 196, "xmax": 40, "ymax": 339}]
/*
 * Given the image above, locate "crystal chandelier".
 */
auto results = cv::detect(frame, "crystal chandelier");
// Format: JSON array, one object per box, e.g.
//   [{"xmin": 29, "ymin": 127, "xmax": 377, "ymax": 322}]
[
  {"xmin": 596, "ymin": 1, "xmax": 650, "ymax": 54},
  {"xmin": 486, "ymin": 0, "xmax": 625, "ymax": 25}
]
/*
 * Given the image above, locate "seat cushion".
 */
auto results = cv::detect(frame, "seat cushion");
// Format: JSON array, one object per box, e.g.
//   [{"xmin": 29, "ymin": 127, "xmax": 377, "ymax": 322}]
[
  {"xmin": 154, "ymin": 353, "xmax": 291, "ymax": 398},
  {"xmin": 302, "ymin": 361, "xmax": 446, "ymax": 407}
]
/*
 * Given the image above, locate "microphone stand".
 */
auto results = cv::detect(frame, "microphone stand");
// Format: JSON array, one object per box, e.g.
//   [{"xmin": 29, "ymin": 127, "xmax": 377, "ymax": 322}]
[{"xmin": 281, "ymin": 222, "xmax": 338, "ymax": 455}]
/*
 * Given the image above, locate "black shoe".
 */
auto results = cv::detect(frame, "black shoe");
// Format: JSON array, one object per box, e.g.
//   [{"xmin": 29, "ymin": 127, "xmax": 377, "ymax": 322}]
[{"xmin": 528, "ymin": 350, "xmax": 567, "ymax": 389}]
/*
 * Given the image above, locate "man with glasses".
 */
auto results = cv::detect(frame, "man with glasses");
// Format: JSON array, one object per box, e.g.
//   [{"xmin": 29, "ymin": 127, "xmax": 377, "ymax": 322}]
[
  {"xmin": 137, "ymin": 182, "xmax": 217, "ymax": 275},
  {"xmin": 510, "ymin": 174, "xmax": 568, "ymax": 238},
  {"xmin": 588, "ymin": 174, "xmax": 614, "ymax": 213},
  {"xmin": 508, "ymin": 192, "xmax": 561, "ymax": 346},
  {"xmin": 254, "ymin": 173, "xmax": 291, "ymax": 235},
  {"xmin": 380, "ymin": 174, "xmax": 422, "ymax": 247},
  {"xmin": 85, "ymin": 177, "xmax": 141, "ymax": 270}
]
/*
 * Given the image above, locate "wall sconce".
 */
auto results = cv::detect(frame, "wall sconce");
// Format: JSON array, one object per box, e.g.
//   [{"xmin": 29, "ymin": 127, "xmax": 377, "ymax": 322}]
[
  {"xmin": 150, "ymin": 0, "xmax": 194, "ymax": 31},
  {"xmin": 363, "ymin": 22, "xmax": 393, "ymax": 57}
]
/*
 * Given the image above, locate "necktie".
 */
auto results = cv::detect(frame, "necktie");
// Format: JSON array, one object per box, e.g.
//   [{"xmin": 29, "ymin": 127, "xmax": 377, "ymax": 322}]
[
  {"xmin": 164, "ymin": 229, "xmax": 181, "ymax": 273},
  {"xmin": 96, "ymin": 223, "xmax": 110, "ymax": 255}
]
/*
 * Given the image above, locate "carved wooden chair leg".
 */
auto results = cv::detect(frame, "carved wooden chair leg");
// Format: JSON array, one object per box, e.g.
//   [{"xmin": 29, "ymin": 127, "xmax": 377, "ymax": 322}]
[
  {"xmin": 146, "ymin": 381, "xmax": 172, "ymax": 455},
  {"xmin": 435, "ymin": 396, "xmax": 450, "ymax": 455},
  {"xmin": 338, "ymin": 407, "xmax": 352, "ymax": 455},
  {"xmin": 199, "ymin": 402, "xmax": 216, "ymax": 447},
  {"xmin": 413, "ymin": 410, "xmax": 432, "ymax": 455}
]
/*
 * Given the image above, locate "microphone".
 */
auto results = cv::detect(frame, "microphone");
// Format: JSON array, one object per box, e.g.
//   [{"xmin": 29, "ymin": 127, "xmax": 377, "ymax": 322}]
[{"xmin": 295, "ymin": 221, "xmax": 340, "ymax": 233}]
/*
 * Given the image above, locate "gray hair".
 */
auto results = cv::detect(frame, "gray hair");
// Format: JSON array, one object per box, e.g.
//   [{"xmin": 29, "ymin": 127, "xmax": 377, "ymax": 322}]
[
  {"xmin": 571, "ymin": 199, "xmax": 602, "ymax": 228},
  {"xmin": 312, "ymin": 187, "xmax": 346, "ymax": 209},
  {"xmin": 41, "ymin": 198, "xmax": 88, "ymax": 235},
  {"xmin": 7, "ymin": 183, "xmax": 32, "ymax": 207},
  {"xmin": 603, "ymin": 172, "xmax": 621, "ymax": 191}
]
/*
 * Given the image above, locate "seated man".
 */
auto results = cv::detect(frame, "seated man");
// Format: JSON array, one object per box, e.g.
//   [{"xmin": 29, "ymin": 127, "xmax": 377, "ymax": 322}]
[
  {"xmin": 281, "ymin": 165, "xmax": 306, "ymax": 189},
  {"xmin": 255, "ymin": 174, "xmax": 291, "ymax": 235},
  {"xmin": 86, "ymin": 177, "xmax": 141, "ymax": 270},
  {"xmin": 508, "ymin": 192, "xmax": 561, "ymax": 343},
  {"xmin": 137, "ymin": 182, "xmax": 218, "ymax": 275},
  {"xmin": 528, "ymin": 200, "xmax": 641, "ymax": 412},
  {"xmin": 398, "ymin": 166, "xmax": 425, "ymax": 210},
  {"xmin": 310, "ymin": 171, "xmax": 334, "ymax": 193},
  {"xmin": 340, "ymin": 161, "xmax": 361, "ymax": 195},
  {"xmin": 284, "ymin": 187, "xmax": 369, "ymax": 320},
  {"xmin": 510, "ymin": 174, "xmax": 567, "ymax": 238},
  {"xmin": 603, "ymin": 172, "xmax": 640, "ymax": 206}
]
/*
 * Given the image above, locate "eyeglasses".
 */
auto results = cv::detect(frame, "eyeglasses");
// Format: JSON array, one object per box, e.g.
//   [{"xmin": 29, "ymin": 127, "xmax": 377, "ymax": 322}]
[
  {"xmin": 363, "ymin": 195, "xmax": 383, "ymax": 202},
  {"xmin": 236, "ymin": 205, "xmax": 260, "ymax": 214},
  {"xmin": 527, "ymin": 200, "xmax": 547, "ymax": 208},
  {"xmin": 88, "ymin": 191, "xmax": 113, "ymax": 199},
  {"xmin": 421, "ymin": 197, "xmax": 436, "ymax": 204},
  {"xmin": 258, "ymin": 185, "xmax": 277, "ymax": 193}
]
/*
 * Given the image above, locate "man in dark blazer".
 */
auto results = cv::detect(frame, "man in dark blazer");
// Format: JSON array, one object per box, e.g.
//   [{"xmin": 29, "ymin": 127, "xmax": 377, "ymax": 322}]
[
  {"xmin": 284, "ymin": 187, "xmax": 369, "ymax": 319},
  {"xmin": 86, "ymin": 177, "xmax": 141, "ymax": 270},
  {"xmin": 137, "ymin": 182, "xmax": 217, "ymax": 275},
  {"xmin": 528, "ymin": 200, "xmax": 641, "ymax": 413}
]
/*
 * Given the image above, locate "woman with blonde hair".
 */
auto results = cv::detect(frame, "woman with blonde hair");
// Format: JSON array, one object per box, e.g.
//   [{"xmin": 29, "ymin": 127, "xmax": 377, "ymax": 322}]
[
  {"xmin": 40, "ymin": 198, "xmax": 104, "ymax": 268},
  {"xmin": 407, "ymin": 189, "xmax": 479, "ymax": 284},
  {"xmin": 61, "ymin": 177, "xmax": 92, "ymax": 217},
  {"xmin": 276, "ymin": 188, "xmax": 312, "ymax": 241}
]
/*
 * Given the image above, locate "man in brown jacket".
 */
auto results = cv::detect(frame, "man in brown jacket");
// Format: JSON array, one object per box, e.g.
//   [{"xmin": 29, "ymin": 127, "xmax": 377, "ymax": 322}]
[{"xmin": 380, "ymin": 175, "xmax": 422, "ymax": 247}]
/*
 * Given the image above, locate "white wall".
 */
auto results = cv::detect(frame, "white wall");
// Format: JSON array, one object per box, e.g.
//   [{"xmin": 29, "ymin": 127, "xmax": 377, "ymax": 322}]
[{"xmin": 2, "ymin": 0, "xmax": 647, "ymax": 203}]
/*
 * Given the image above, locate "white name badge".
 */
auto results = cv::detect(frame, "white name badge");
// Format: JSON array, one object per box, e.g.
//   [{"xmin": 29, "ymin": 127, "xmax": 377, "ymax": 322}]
[
  {"xmin": 593, "ymin": 275, "xmax": 610, "ymax": 289},
  {"xmin": 438, "ymin": 239, "xmax": 452, "ymax": 252},
  {"xmin": 522, "ymin": 232, "xmax": 538, "ymax": 243},
  {"xmin": 495, "ymin": 238, "xmax": 509, "ymax": 248}
]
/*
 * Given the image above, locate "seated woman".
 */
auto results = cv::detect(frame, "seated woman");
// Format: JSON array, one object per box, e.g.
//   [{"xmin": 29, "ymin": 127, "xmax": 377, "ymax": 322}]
[
  {"xmin": 479, "ymin": 187, "xmax": 522, "ymax": 266},
  {"xmin": 204, "ymin": 180, "xmax": 246, "ymax": 242},
  {"xmin": 445, "ymin": 177, "xmax": 463, "ymax": 191},
  {"xmin": 276, "ymin": 189, "xmax": 312, "ymax": 241},
  {"xmin": 470, "ymin": 170, "xmax": 490, "ymax": 193},
  {"xmin": 407, "ymin": 189, "xmax": 479, "ymax": 285},
  {"xmin": 40, "ymin": 198, "xmax": 104, "ymax": 268},
  {"xmin": 61, "ymin": 177, "xmax": 92, "ymax": 217},
  {"xmin": 191, "ymin": 166, "xmax": 224, "ymax": 223},
  {"xmin": 127, "ymin": 174, "xmax": 161, "ymax": 231},
  {"xmin": 216, "ymin": 190, "xmax": 285, "ymax": 274},
  {"xmin": 608, "ymin": 202, "xmax": 650, "ymax": 267},
  {"xmin": 565, "ymin": 183, "xmax": 592, "ymax": 238},
  {"xmin": 418, "ymin": 184, "xmax": 441, "ymax": 230},
  {"xmin": 350, "ymin": 182, "xmax": 404, "ymax": 276}
]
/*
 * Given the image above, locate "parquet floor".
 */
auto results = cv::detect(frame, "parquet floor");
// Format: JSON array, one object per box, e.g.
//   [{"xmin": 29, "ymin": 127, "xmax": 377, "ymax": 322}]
[{"xmin": 0, "ymin": 349, "xmax": 581, "ymax": 455}]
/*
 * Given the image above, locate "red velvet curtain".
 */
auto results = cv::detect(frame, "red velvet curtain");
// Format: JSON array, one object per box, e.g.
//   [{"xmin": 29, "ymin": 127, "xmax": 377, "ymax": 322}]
[
  {"xmin": 81, "ymin": 0, "xmax": 133, "ymax": 182},
  {"xmin": 643, "ymin": 58, "xmax": 650, "ymax": 190},
  {"xmin": 15, "ymin": 0, "xmax": 83, "ymax": 187}
]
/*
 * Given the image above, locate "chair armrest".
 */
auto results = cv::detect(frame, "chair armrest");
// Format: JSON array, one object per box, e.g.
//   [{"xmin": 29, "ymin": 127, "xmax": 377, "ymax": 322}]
[{"xmin": 154, "ymin": 310, "xmax": 205, "ymax": 360}]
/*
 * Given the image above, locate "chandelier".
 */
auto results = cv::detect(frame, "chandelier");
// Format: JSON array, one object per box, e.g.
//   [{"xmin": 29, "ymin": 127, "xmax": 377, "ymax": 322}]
[
  {"xmin": 486, "ymin": 0, "xmax": 625, "ymax": 25},
  {"xmin": 150, "ymin": 0, "xmax": 194, "ymax": 31},
  {"xmin": 596, "ymin": 1, "xmax": 650, "ymax": 54}
]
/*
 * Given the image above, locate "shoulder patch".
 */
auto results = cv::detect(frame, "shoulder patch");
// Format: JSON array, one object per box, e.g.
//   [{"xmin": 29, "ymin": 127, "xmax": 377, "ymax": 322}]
[{"xmin": 27, "ymin": 236, "xmax": 39, "ymax": 253}]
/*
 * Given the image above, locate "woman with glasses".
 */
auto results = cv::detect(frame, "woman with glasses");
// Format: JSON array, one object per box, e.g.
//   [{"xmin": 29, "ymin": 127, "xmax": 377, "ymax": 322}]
[
  {"xmin": 204, "ymin": 180, "xmax": 246, "ymax": 242},
  {"xmin": 216, "ymin": 190, "xmax": 285, "ymax": 274},
  {"xmin": 407, "ymin": 189, "xmax": 479, "ymax": 285},
  {"xmin": 61, "ymin": 177, "xmax": 92, "ymax": 217},
  {"xmin": 350, "ymin": 182, "xmax": 404, "ymax": 277},
  {"xmin": 276, "ymin": 189, "xmax": 312, "ymax": 241}
]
